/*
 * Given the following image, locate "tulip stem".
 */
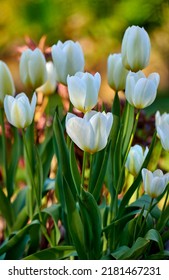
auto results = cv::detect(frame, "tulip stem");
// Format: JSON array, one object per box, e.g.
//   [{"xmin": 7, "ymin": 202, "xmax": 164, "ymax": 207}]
[
  {"xmin": 81, "ymin": 151, "xmax": 87, "ymax": 191},
  {"xmin": 137, "ymin": 197, "xmax": 154, "ymax": 238},
  {"xmin": 0, "ymin": 108, "xmax": 8, "ymax": 193},
  {"xmin": 22, "ymin": 129, "xmax": 54, "ymax": 247}
]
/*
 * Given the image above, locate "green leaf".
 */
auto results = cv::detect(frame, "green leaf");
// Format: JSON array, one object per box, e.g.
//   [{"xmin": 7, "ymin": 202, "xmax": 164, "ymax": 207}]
[
  {"xmin": 38, "ymin": 131, "xmax": 54, "ymax": 181},
  {"xmin": 69, "ymin": 142, "xmax": 81, "ymax": 194},
  {"xmin": 0, "ymin": 188, "xmax": 14, "ymax": 230},
  {"xmin": 147, "ymin": 251, "xmax": 169, "ymax": 260},
  {"xmin": 42, "ymin": 204, "xmax": 61, "ymax": 245},
  {"xmin": 35, "ymin": 147, "xmax": 43, "ymax": 208},
  {"xmin": 121, "ymin": 102, "xmax": 135, "ymax": 157},
  {"xmin": 24, "ymin": 246, "xmax": 76, "ymax": 260},
  {"xmin": 92, "ymin": 142, "xmax": 111, "ymax": 201},
  {"xmin": 113, "ymin": 237, "xmax": 150, "ymax": 260},
  {"xmin": 53, "ymin": 110, "xmax": 76, "ymax": 198},
  {"xmin": 12, "ymin": 206, "xmax": 29, "ymax": 231},
  {"xmin": 145, "ymin": 229, "xmax": 164, "ymax": 251},
  {"xmin": 0, "ymin": 220, "xmax": 40, "ymax": 257},
  {"xmin": 78, "ymin": 188, "xmax": 102, "ymax": 259},
  {"xmin": 7, "ymin": 127, "xmax": 21, "ymax": 198},
  {"xmin": 62, "ymin": 177, "xmax": 86, "ymax": 259},
  {"xmin": 12, "ymin": 187, "xmax": 27, "ymax": 217}
]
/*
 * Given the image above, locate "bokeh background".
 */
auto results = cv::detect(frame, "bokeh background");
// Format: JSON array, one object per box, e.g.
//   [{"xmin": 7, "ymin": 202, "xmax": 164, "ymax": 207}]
[{"xmin": 0, "ymin": 0, "xmax": 169, "ymax": 113}]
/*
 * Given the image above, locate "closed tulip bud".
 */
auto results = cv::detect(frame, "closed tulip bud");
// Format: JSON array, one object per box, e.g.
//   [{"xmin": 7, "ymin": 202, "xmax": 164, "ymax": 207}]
[
  {"xmin": 36, "ymin": 61, "xmax": 57, "ymax": 95},
  {"xmin": 66, "ymin": 110, "xmax": 113, "ymax": 154},
  {"xmin": 125, "ymin": 71, "xmax": 160, "ymax": 109},
  {"xmin": 155, "ymin": 111, "xmax": 169, "ymax": 151},
  {"xmin": 19, "ymin": 48, "xmax": 47, "ymax": 90},
  {"xmin": 0, "ymin": 61, "xmax": 15, "ymax": 106},
  {"xmin": 67, "ymin": 72, "xmax": 101, "ymax": 113},
  {"xmin": 107, "ymin": 53, "xmax": 129, "ymax": 91},
  {"xmin": 125, "ymin": 145, "xmax": 149, "ymax": 177},
  {"xmin": 121, "ymin": 25, "xmax": 151, "ymax": 72},
  {"xmin": 142, "ymin": 168, "xmax": 169, "ymax": 198},
  {"xmin": 4, "ymin": 92, "xmax": 37, "ymax": 128},
  {"xmin": 51, "ymin": 40, "xmax": 85, "ymax": 85}
]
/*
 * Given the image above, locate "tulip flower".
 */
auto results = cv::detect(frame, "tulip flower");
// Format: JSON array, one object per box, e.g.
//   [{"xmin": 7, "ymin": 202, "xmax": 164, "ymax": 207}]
[
  {"xmin": 66, "ymin": 110, "xmax": 113, "ymax": 154},
  {"xmin": 125, "ymin": 145, "xmax": 149, "ymax": 177},
  {"xmin": 67, "ymin": 72, "xmax": 101, "ymax": 112},
  {"xmin": 125, "ymin": 71, "xmax": 160, "ymax": 109},
  {"xmin": 51, "ymin": 40, "xmax": 85, "ymax": 85},
  {"xmin": 107, "ymin": 53, "xmax": 129, "ymax": 91},
  {"xmin": 155, "ymin": 111, "xmax": 169, "ymax": 128},
  {"xmin": 19, "ymin": 48, "xmax": 47, "ymax": 90},
  {"xmin": 4, "ymin": 92, "xmax": 37, "ymax": 128},
  {"xmin": 121, "ymin": 25, "xmax": 151, "ymax": 72},
  {"xmin": 36, "ymin": 61, "xmax": 57, "ymax": 95},
  {"xmin": 155, "ymin": 111, "xmax": 169, "ymax": 151},
  {"xmin": 142, "ymin": 168, "xmax": 169, "ymax": 198},
  {"xmin": 0, "ymin": 61, "xmax": 15, "ymax": 106}
]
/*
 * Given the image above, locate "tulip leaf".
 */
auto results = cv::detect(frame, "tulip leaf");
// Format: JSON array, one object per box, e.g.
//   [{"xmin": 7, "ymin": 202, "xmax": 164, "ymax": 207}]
[
  {"xmin": 0, "ymin": 220, "xmax": 40, "ymax": 256},
  {"xmin": 41, "ymin": 204, "xmax": 61, "ymax": 245},
  {"xmin": 35, "ymin": 147, "xmax": 43, "ymax": 208},
  {"xmin": 12, "ymin": 206, "xmax": 29, "ymax": 231},
  {"xmin": 62, "ymin": 177, "xmax": 86, "ymax": 259},
  {"xmin": 7, "ymin": 127, "xmax": 21, "ymax": 198},
  {"xmin": 53, "ymin": 110, "xmax": 76, "ymax": 198},
  {"xmin": 23, "ymin": 246, "xmax": 76, "ymax": 260},
  {"xmin": 69, "ymin": 141, "xmax": 81, "ymax": 194},
  {"xmin": 38, "ymin": 130, "xmax": 54, "ymax": 182},
  {"xmin": 112, "ymin": 237, "xmax": 149, "ymax": 260},
  {"xmin": 78, "ymin": 188, "xmax": 102, "ymax": 259},
  {"xmin": 121, "ymin": 101, "xmax": 135, "ymax": 157},
  {"xmin": 0, "ymin": 188, "xmax": 14, "ymax": 230},
  {"xmin": 145, "ymin": 229, "xmax": 164, "ymax": 251},
  {"xmin": 92, "ymin": 141, "xmax": 111, "ymax": 201}
]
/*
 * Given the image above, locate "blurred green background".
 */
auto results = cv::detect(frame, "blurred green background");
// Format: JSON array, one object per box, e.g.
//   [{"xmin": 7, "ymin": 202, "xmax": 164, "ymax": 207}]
[{"xmin": 0, "ymin": 0, "xmax": 169, "ymax": 112}]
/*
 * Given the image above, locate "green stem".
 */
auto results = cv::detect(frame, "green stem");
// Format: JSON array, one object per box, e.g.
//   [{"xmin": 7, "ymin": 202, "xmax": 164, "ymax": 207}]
[
  {"xmin": 22, "ymin": 129, "xmax": 53, "ymax": 247},
  {"xmin": 137, "ymin": 197, "xmax": 154, "ymax": 238},
  {"xmin": 81, "ymin": 151, "xmax": 87, "ymax": 193},
  {"xmin": 0, "ymin": 108, "xmax": 8, "ymax": 189}
]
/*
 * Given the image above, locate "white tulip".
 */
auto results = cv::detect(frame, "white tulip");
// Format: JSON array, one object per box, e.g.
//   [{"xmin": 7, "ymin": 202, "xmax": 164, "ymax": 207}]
[
  {"xmin": 4, "ymin": 92, "xmax": 37, "ymax": 128},
  {"xmin": 66, "ymin": 110, "xmax": 113, "ymax": 154},
  {"xmin": 0, "ymin": 61, "xmax": 15, "ymax": 106},
  {"xmin": 51, "ymin": 40, "xmax": 85, "ymax": 85},
  {"xmin": 67, "ymin": 72, "xmax": 101, "ymax": 112},
  {"xmin": 121, "ymin": 25, "xmax": 151, "ymax": 72},
  {"xmin": 125, "ymin": 145, "xmax": 149, "ymax": 176},
  {"xmin": 107, "ymin": 53, "xmax": 129, "ymax": 91},
  {"xmin": 19, "ymin": 48, "xmax": 47, "ymax": 90},
  {"xmin": 125, "ymin": 71, "xmax": 160, "ymax": 109},
  {"xmin": 155, "ymin": 111, "xmax": 169, "ymax": 151},
  {"xmin": 36, "ymin": 61, "xmax": 57, "ymax": 95},
  {"xmin": 142, "ymin": 168, "xmax": 169, "ymax": 198}
]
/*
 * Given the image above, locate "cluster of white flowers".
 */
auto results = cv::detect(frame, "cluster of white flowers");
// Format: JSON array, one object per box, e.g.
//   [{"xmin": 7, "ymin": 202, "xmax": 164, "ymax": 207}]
[{"xmin": 0, "ymin": 25, "xmax": 169, "ymax": 198}]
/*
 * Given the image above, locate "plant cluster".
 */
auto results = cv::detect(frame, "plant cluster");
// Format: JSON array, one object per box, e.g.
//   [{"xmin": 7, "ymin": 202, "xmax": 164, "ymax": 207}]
[{"xmin": 0, "ymin": 25, "xmax": 169, "ymax": 260}]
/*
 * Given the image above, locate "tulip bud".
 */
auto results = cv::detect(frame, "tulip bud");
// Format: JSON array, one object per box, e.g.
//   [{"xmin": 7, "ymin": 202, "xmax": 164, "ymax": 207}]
[
  {"xmin": 121, "ymin": 25, "xmax": 151, "ymax": 72},
  {"xmin": 66, "ymin": 110, "xmax": 113, "ymax": 154},
  {"xmin": 125, "ymin": 71, "xmax": 160, "ymax": 109},
  {"xmin": 36, "ymin": 61, "xmax": 57, "ymax": 95},
  {"xmin": 0, "ymin": 61, "xmax": 15, "ymax": 107},
  {"xmin": 51, "ymin": 40, "xmax": 85, "ymax": 85},
  {"xmin": 107, "ymin": 53, "xmax": 129, "ymax": 91},
  {"xmin": 4, "ymin": 92, "xmax": 37, "ymax": 128},
  {"xmin": 155, "ymin": 111, "xmax": 169, "ymax": 151},
  {"xmin": 125, "ymin": 145, "xmax": 149, "ymax": 177},
  {"xmin": 142, "ymin": 168, "xmax": 169, "ymax": 198},
  {"xmin": 19, "ymin": 48, "xmax": 47, "ymax": 90},
  {"xmin": 67, "ymin": 72, "xmax": 101, "ymax": 113}
]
